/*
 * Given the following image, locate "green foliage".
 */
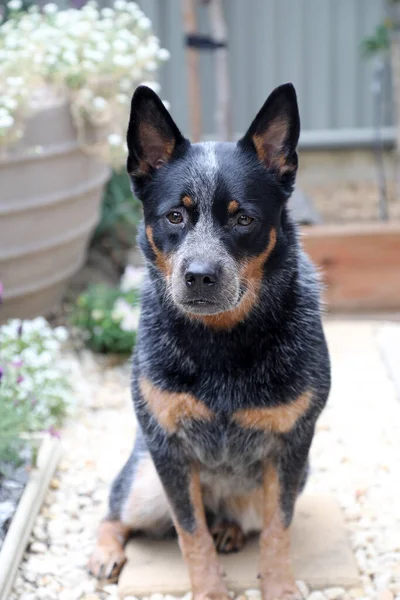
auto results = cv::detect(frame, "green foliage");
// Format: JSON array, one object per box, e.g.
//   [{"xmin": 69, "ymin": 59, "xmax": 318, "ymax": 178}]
[
  {"xmin": 93, "ymin": 169, "xmax": 142, "ymax": 249},
  {"xmin": 71, "ymin": 283, "xmax": 141, "ymax": 354},
  {"xmin": 362, "ymin": 23, "xmax": 390, "ymax": 56},
  {"xmin": 0, "ymin": 398, "xmax": 28, "ymax": 465},
  {"xmin": 0, "ymin": 318, "xmax": 70, "ymax": 465}
]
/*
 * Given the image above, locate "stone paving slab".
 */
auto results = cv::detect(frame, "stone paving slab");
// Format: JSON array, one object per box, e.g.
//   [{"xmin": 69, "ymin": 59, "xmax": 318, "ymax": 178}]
[{"xmin": 119, "ymin": 495, "xmax": 359, "ymax": 597}]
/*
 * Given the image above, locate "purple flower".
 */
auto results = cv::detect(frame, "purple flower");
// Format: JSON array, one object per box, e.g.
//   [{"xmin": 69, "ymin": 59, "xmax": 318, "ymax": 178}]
[
  {"xmin": 12, "ymin": 360, "xmax": 23, "ymax": 368},
  {"xmin": 16, "ymin": 375, "xmax": 24, "ymax": 384},
  {"xmin": 48, "ymin": 427, "xmax": 61, "ymax": 440},
  {"xmin": 0, "ymin": 366, "xmax": 3, "ymax": 382}
]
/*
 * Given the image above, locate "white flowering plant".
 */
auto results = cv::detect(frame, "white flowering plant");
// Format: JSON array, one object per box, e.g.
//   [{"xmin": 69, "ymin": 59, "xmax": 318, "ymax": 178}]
[
  {"xmin": 0, "ymin": 0, "xmax": 169, "ymax": 167},
  {"xmin": 71, "ymin": 266, "xmax": 144, "ymax": 353},
  {"xmin": 0, "ymin": 317, "xmax": 70, "ymax": 463}
]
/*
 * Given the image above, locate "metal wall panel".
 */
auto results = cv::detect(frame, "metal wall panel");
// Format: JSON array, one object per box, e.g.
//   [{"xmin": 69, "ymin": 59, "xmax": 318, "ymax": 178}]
[{"xmin": 137, "ymin": 0, "xmax": 389, "ymax": 138}]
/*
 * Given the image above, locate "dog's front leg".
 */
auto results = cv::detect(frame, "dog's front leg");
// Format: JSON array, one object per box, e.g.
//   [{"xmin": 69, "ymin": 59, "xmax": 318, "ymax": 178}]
[
  {"xmin": 259, "ymin": 433, "xmax": 313, "ymax": 600},
  {"xmin": 147, "ymin": 438, "xmax": 229, "ymax": 600}
]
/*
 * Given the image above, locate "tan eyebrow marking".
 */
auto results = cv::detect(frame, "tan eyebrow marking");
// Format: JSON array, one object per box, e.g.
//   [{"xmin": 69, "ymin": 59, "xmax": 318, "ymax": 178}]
[
  {"xmin": 182, "ymin": 195, "xmax": 194, "ymax": 209},
  {"xmin": 228, "ymin": 200, "xmax": 239, "ymax": 214}
]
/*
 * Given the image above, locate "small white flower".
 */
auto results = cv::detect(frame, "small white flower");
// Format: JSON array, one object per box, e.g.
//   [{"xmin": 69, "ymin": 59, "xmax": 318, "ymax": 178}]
[
  {"xmin": 8, "ymin": 0, "xmax": 22, "ymax": 10},
  {"xmin": 120, "ymin": 306, "xmax": 141, "ymax": 332},
  {"xmin": 113, "ymin": 39, "xmax": 128, "ymax": 52},
  {"xmin": 6, "ymin": 76, "xmax": 24, "ymax": 87},
  {"xmin": 108, "ymin": 133, "xmax": 122, "ymax": 146},
  {"xmin": 158, "ymin": 48, "xmax": 170, "ymax": 61},
  {"xmin": 43, "ymin": 3, "xmax": 58, "ymax": 15},
  {"xmin": 2, "ymin": 97, "xmax": 18, "ymax": 110},
  {"xmin": 146, "ymin": 60, "xmax": 157, "ymax": 72},
  {"xmin": 0, "ymin": 114, "xmax": 15, "ymax": 129},
  {"xmin": 91, "ymin": 309, "xmax": 104, "ymax": 321},
  {"xmin": 54, "ymin": 326, "xmax": 68, "ymax": 342},
  {"xmin": 92, "ymin": 96, "xmax": 107, "ymax": 110},
  {"xmin": 114, "ymin": 0, "xmax": 127, "ymax": 10},
  {"xmin": 113, "ymin": 54, "xmax": 133, "ymax": 67},
  {"xmin": 140, "ymin": 80, "xmax": 161, "ymax": 94},
  {"xmin": 63, "ymin": 51, "xmax": 78, "ymax": 65},
  {"xmin": 120, "ymin": 266, "xmax": 144, "ymax": 292},
  {"xmin": 138, "ymin": 16, "xmax": 151, "ymax": 30},
  {"xmin": 101, "ymin": 7, "xmax": 114, "ymax": 18}
]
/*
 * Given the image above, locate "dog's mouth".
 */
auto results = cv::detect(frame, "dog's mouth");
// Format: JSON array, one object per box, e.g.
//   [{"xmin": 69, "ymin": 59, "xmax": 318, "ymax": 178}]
[
  {"xmin": 180, "ymin": 299, "xmax": 221, "ymax": 314},
  {"xmin": 178, "ymin": 286, "xmax": 246, "ymax": 316}
]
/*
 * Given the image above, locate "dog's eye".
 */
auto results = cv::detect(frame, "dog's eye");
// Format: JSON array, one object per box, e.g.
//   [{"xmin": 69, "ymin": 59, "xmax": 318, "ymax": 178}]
[
  {"xmin": 166, "ymin": 211, "xmax": 183, "ymax": 224},
  {"xmin": 237, "ymin": 214, "xmax": 254, "ymax": 226}
]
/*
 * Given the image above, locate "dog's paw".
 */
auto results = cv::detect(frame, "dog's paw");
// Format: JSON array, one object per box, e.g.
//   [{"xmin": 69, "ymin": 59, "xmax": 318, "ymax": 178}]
[
  {"xmin": 194, "ymin": 593, "xmax": 231, "ymax": 600},
  {"xmin": 87, "ymin": 542, "xmax": 126, "ymax": 582},
  {"xmin": 211, "ymin": 520, "xmax": 246, "ymax": 553},
  {"xmin": 260, "ymin": 576, "xmax": 302, "ymax": 600}
]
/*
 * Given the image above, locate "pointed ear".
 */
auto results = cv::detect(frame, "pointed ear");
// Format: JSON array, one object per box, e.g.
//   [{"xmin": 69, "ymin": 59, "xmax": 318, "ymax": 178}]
[
  {"xmin": 126, "ymin": 85, "xmax": 188, "ymax": 178},
  {"xmin": 238, "ymin": 83, "xmax": 300, "ymax": 190}
]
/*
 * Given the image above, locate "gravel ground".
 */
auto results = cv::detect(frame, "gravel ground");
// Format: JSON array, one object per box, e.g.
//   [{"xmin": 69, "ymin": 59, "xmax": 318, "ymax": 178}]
[{"xmin": 8, "ymin": 321, "xmax": 400, "ymax": 600}]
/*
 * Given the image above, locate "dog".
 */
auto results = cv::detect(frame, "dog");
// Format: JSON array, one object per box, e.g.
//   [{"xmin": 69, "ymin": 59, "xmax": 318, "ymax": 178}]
[{"xmin": 89, "ymin": 83, "xmax": 331, "ymax": 600}]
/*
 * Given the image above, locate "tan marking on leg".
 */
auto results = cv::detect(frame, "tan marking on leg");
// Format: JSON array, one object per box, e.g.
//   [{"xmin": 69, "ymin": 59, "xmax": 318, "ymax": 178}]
[
  {"xmin": 233, "ymin": 390, "xmax": 312, "ymax": 434},
  {"xmin": 88, "ymin": 520, "xmax": 130, "ymax": 581},
  {"xmin": 182, "ymin": 195, "xmax": 194, "ymax": 208},
  {"xmin": 146, "ymin": 225, "xmax": 172, "ymax": 276},
  {"xmin": 174, "ymin": 471, "xmax": 229, "ymax": 599},
  {"xmin": 194, "ymin": 228, "xmax": 277, "ymax": 330},
  {"xmin": 259, "ymin": 465, "xmax": 300, "ymax": 600},
  {"xmin": 139, "ymin": 377, "xmax": 214, "ymax": 434},
  {"xmin": 227, "ymin": 200, "xmax": 239, "ymax": 214},
  {"xmin": 121, "ymin": 453, "xmax": 171, "ymax": 533}
]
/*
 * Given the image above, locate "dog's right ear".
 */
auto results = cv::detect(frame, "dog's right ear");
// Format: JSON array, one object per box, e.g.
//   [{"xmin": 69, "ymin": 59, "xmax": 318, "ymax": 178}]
[{"xmin": 126, "ymin": 86, "xmax": 188, "ymax": 179}]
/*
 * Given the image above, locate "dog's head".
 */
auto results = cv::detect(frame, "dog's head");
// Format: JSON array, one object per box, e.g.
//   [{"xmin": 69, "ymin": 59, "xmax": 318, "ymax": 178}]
[{"xmin": 127, "ymin": 84, "xmax": 300, "ymax": 328}]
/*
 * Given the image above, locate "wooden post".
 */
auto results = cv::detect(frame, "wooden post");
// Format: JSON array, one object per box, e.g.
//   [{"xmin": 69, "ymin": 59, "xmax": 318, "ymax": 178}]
[
  {"xmin": 181, "ymin": 0, "xmax": 202, "ymax": 142},
  {"xmin": 207, "ymin": 0, "xmax": 232, "ymax": 141}
]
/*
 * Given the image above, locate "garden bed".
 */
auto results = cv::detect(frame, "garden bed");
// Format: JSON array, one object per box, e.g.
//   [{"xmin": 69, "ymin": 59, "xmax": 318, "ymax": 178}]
[
  {"xmin": 0, "ymin": 435, "xmax": 62, "ymax": 599},
  {"xmin": 302, "ymin": 222, "xmax": 400, "ymax": 312}
]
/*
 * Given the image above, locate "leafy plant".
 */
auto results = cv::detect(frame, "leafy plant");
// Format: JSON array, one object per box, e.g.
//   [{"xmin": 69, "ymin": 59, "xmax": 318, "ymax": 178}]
[
  {"xmin": 71, "ymin": 267, "xmax": 143, "ymax": 353},
  {"xmin": 0, "ymin": 318, "xmax": 70, "ymax": 464},
  {"xmin": 0, "ymin": 0, "xmax": 169, "ymax": 165},
  {"xmin": 362, "ymin": 23, "xmax": 390, "ymax": 56},
  {"xmin": 93, "ymin": 169, "xmax": 142, "ymax": 248}
]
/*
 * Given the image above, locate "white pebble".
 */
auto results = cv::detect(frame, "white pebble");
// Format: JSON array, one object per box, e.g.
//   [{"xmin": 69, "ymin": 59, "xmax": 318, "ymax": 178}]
[
  {"xmin": 246, "ymin": 591, "xmax": 262, "ymax": 600},
  {"xmin": 30, "ymin": 541, "xmax": 47, "ymax": 554},
  {"xmin": 308, "ymin": 593, "xmax": 327, "ymax": 600},
  {"xmin": 324, "ymin": 588, "xmax": 346, "ymax": 600},
  {"xmin": 296, "ymin": 580, "xmax": 309, "ymax": 598},
  {"xmin": 103, "ymin": 584, "xmax": 119, "ymax": 596}
]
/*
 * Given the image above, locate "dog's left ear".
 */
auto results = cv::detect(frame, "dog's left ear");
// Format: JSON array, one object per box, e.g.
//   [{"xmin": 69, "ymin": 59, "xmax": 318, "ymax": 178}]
[
  {"xmin": 238, "ymin": 83, "xmax": 300, "ymax": 192},
  {"xmin": 126, "ymin": 85, "xmax": 188, "ymax": 178}
]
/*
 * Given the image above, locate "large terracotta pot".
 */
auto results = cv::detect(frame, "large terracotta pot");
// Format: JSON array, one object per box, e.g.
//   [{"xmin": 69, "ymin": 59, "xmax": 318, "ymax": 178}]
[{"xmin": 0, "ymin": 101, "xmax": 110, "ymax": 322}]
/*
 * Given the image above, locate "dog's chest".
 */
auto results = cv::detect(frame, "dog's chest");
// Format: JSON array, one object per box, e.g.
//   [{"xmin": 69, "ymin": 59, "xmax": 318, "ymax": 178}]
[{"xmin": 177, "ymin": 415, "xmax": 277, "ymax": 475}]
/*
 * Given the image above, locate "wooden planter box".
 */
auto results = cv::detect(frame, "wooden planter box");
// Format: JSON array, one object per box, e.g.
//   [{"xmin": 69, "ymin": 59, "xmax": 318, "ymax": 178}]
[
  {"xmin": 0, "ymin": 436, "xmax": 62, "ymax": 599},
  {"xmin": 0, "ymin": 101, "xmax": 110, "ymax": 323},
  {"xmin": 301, "ymin": 222, "xmax": 400, "ymax": 312}
]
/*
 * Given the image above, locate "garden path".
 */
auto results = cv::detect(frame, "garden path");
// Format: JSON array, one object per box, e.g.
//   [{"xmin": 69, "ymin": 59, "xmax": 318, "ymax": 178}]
[{"xmin": 10, "ymin": 320, "xmax": 400, "ymax": 600}]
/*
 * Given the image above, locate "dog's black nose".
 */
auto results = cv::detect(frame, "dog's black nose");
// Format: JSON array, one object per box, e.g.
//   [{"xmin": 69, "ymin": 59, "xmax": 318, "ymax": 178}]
[{"xmin": 185, "ymin": 261, "xmax": 219, "ymax": 290}]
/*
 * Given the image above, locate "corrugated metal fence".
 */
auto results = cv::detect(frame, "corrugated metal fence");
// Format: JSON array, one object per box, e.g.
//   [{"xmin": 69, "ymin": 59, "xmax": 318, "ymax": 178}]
[{"xmin": 137, "ymin": 0, "xmax": 391, "ymax": 140}]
